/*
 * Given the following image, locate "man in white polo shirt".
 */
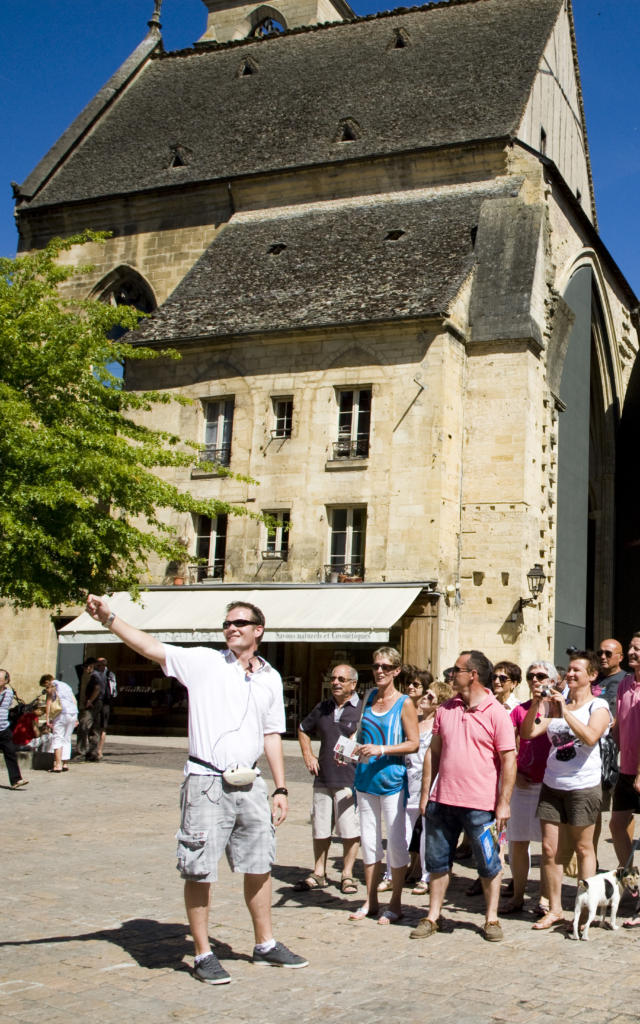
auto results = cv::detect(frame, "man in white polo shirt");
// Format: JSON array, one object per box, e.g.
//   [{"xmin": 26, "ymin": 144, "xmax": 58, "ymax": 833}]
[{"xmin": 86, "ymin": 594, "xmax": 308, "ymax": 985}]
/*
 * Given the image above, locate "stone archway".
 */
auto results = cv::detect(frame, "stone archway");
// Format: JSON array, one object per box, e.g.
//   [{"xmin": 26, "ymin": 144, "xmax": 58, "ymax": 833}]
[{"xmin": 554, "ymin": 267, "xmax": 618, "ymax": 660}]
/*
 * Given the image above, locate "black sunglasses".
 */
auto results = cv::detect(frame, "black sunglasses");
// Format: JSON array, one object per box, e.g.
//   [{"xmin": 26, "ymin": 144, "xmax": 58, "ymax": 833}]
[
  {"xmin": 372, "ymin": 663, "xmax": 395, "ymax": 673},
  {"xmin": 222, "ymin": 618, "xmax": 259, "ymax": 630},
  {"xmin": 492, "ymin": 673, "xmax": 510, "ymax": 683},
  {"xmin": 527, "ymin": 672, "xmax": 548, "ymax": 682},
  {"xmin": 330, "ymin": 674, "xmax": 351, "ymax": 683}
]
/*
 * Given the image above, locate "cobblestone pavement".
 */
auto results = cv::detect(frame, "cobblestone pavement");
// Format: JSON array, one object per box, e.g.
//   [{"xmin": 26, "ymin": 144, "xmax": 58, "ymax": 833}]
[{"xmin": 3, "ymin": 739, "xmax": 640, "ymax": 1024}]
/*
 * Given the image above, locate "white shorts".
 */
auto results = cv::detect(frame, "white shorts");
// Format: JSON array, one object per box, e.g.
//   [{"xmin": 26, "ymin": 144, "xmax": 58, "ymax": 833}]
[
  {"xmin": 507, "ymin": 781, "xmax": 542, "ymax": 842},
  {"xmin": 311, "ymin": 786, "xmax": 360, "ymax": 840},
  {"xmin": 357, "ymin": 789, "xmax": 409, "ymax": 869}
]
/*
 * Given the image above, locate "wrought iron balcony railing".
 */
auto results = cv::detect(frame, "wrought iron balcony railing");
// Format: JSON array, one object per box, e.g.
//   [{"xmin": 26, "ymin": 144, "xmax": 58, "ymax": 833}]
[{"xmin": 323, "ymin": 562, "xmax": 365, "ymax": 582}]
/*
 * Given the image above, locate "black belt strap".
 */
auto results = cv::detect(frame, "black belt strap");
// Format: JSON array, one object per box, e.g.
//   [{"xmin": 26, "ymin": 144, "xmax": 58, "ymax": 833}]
[
  {"xmin": 188, "ymin": 754, "xmax": 258, "ymax": 773},
  {"xmin": 188, "ymin": 754, "xmax": 224, "ymax": 773}
]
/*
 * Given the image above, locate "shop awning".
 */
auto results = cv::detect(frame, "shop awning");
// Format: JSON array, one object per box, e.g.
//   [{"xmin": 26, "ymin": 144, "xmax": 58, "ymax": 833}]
[{"xmin": 58, "ymin": 585, "xmax": 426, "ymax": 645}]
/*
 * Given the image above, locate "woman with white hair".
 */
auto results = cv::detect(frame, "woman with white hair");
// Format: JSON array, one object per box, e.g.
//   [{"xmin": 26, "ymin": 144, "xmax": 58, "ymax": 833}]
[{"xmin": 501, "ymin": 660, "xmax": 558, "ymax": 915}]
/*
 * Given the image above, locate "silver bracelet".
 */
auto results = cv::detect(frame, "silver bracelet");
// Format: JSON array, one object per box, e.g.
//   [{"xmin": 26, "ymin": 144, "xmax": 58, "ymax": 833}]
[{"xmin": 104, "ymin": 611, "xmax": 116, "ymax": 629}]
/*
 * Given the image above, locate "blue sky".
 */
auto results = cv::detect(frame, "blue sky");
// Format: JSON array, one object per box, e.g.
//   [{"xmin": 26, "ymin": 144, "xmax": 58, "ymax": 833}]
[{"xmin": 2, "ymin": 0, "xmax": 639, "ymax": 295}]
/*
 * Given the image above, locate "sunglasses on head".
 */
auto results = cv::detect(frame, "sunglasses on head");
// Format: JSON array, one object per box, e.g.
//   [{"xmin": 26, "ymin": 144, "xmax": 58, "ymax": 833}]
[
  {"xmin": 222, "ymin": 618, "xmax": 258, "ymax": 630},
  {"xmin": 527, "ymin": 672, "xmax": 548, "ymax": 682}
]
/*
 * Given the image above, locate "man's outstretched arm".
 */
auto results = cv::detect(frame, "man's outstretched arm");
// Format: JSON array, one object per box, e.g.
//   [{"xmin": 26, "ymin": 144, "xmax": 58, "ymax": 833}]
[{"xmin": 86, "ymin": 594, "xmax": 166, "ymax": 671}]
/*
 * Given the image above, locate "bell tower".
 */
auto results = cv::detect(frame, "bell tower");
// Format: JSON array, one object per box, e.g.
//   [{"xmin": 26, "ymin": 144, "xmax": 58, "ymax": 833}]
[{"xmin": 198, "ymin": 0, "xmax": 353, "ymax": 44}]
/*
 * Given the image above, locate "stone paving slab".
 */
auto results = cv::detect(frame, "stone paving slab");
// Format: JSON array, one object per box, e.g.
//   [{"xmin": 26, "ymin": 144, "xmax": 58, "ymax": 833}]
[{"xmin": 3, "ymin": 741, "xmax": 640, "ymax": 1023}]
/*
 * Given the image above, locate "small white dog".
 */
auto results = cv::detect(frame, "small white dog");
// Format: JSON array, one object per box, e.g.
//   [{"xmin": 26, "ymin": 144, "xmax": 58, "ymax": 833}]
[{"xmin": 572, "ymin": 867, "xmax": 640, "ymax": 941}]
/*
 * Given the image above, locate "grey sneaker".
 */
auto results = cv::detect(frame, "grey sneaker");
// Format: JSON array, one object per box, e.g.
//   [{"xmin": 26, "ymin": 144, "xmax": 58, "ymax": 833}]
[
  {"xmin": 193, "ymin": 952, "xmax": 231, "ymax": 985},
  {"xmin": 252, "ymin": 942, "xmax": 309, "ymax": 968}
]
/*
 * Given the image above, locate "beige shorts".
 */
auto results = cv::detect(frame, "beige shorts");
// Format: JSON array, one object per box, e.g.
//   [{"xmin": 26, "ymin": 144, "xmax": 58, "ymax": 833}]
[{"xmin": 311, "ymin": 785, "xmax": 360, "ymax": 840}]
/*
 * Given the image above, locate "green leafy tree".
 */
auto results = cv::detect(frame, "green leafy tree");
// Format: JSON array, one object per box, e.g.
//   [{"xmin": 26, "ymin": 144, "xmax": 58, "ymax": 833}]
[{"xmin": 0, "ymin": 232, "xmax": 254, "ymax": 608}]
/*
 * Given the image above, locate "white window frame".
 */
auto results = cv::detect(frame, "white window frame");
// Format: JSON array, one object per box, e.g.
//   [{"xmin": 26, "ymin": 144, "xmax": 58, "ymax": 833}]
[
  {"xmin": 271, "ymin": 396, "xmax": 293, "ymax": 439},
  {"xmin": 327, "ymin": 505, "xmax": 366, "ymax": 580},
  {"xmin": 193, "ymin": 513, "xmax": 228, "ymax": 580},
  {"xmin": 262, "ymin": 510, "xmax": 290, "ymax": 560},
  {"xmin": 203, "ymin": 398, "xmax": 234, "ymax": 466},
  {"xmin": 335, "ymin": 387, "xmax": 371, "ymax": 458}
]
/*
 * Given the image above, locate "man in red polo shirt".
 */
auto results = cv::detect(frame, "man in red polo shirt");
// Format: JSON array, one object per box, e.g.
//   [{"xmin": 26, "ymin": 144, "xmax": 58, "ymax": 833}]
[
  {"xmin": 411, "ymin": 650, "xmax": 516, "ymax": 942},
  {"xmin": 610, "ymin": 632, "xmax": 640, "ymax": 926}
]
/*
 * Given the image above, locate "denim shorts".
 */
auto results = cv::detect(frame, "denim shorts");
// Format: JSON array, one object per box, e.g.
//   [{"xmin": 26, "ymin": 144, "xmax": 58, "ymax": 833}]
[{"xmin": 424, "ymin": 801, "xmax": 502, "ymax": 878}]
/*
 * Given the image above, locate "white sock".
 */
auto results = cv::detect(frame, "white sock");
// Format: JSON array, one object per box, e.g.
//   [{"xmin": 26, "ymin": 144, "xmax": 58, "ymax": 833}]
[
  {"xmin": 194, "ymin": 950, "xmax": 212, "ymax": 964},
  {"xmin": 254, "ymin": 939, "xmax": 276, "ymax": 953}
]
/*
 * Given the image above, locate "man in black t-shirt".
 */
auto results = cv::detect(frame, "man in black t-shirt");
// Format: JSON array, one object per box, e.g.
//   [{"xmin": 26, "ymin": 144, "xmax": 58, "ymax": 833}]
[
  {"xmin": 594, "ymin": 639, "xmax": 626, "ymax": 715},
  {"xmin": 296, "ymin": 665, "xmax": 362, "ymax": 893},
  {"xmin": 84, "ymin": 657, "xmax": 116, "ymax": 761}
]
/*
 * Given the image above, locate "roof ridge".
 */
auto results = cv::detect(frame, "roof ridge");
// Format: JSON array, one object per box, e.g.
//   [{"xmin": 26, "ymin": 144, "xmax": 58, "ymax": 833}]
[{"xmin": 153, "ymin": 0, "xmax": 525, "ymax": 59}]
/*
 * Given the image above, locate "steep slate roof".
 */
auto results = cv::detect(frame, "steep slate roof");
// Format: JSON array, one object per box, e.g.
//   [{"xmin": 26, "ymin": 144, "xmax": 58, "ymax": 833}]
[
  {"xmin": 133, "ymin": 179, "xmax": 522, "ymax": 341},
  {"xmin": 22, "ymin": 0, "xmax": 563, "ymax": 209}
]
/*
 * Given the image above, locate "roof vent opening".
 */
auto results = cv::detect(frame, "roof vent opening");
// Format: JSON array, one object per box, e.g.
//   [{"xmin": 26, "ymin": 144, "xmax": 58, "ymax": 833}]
[
  {"xmin": 335, "ymin": 118, "xmax": 361, "ymax": 143},
  {"xmin": 268, "ymin": 242, "xmax": 287, "ymax": 255},
  {"xmin": 385, "ymin": 229, "xmax": 405, "ymax": 241},
  {"xmin": 168, "ymin": 144, "xmax": 192, "ymax": 169},
  {"xmin": 470, "ymin": 225, "xmax": 478, "ymax": 249},
  {"xmin": 238, "ymin": 56, "xmax": 259, "ymax": 77},
  {"xmin": 388, "ymin": 27, "xmax": 410, "ymax": 50}
]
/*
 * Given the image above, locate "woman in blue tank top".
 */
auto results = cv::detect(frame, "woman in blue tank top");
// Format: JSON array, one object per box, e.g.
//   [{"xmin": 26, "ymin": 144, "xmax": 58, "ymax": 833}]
[{"xmin": 349, "ymin": 647, "xmax": 419, "ymax": 924}]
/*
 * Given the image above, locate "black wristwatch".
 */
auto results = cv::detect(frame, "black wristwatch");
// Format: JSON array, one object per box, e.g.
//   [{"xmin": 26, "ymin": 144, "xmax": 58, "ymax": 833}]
[{"xmin": 272, "ymin": 787, "xmax": 288, "ymax": 797}]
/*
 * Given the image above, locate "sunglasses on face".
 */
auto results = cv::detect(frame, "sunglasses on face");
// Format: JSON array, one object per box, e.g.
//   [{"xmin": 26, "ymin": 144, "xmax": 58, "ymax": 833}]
[
  {"xmin": 492, "ymin": 673, "xmax": 509, "ymax": 683},
  {"xmin": 597, "ymin": 650, "xmax": 614, "ymax": 657},
  {"xmin": 372, "ymin": 663, "xmax": 395, "ymax": 673},
  {"xmin": 527, "ymin": 672, "xmax": 548, "ymax": 682},
  {"xmin": 330, "ymin": 675, "xmax": 350, "ymax": 683},
  {"xmin": 222, "ymin": 618, "xmax": 258, "ymax": 630}
]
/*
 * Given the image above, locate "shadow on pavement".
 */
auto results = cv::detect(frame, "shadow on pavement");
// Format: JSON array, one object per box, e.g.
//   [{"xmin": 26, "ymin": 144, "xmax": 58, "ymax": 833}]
[{"xmin": 0, "ymin": 918, "xmax": 250, "ymax": 970}]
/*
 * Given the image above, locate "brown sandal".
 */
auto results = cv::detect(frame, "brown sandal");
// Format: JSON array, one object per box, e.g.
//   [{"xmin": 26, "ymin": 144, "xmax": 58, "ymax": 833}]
[{"xmin": 293, "ymin": 873, "xmax": 328, "ymax": 891}]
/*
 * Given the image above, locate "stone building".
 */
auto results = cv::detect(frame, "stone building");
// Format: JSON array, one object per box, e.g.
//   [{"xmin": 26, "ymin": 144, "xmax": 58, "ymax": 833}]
[{"xmin": 9, "ymin": 0, "xmax": 639, "ymax": 714}]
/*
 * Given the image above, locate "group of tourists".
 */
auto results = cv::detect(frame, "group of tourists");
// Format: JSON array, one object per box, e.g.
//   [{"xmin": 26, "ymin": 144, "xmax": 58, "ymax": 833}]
[
  {"xmin": 79, "ymin": 591, "xmax": 640, "ymax": 986},
  {"xmin": 0, "ymin": 657, "xmax": 116, "ymax": 786}
]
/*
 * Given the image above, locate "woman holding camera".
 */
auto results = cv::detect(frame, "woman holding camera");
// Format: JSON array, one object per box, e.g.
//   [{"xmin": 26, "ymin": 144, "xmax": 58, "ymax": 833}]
[
  {"xmin": 349, "ymin": 647, "xmax": 419, "ymax": 924},
  {"xmin": 520, "ymin": 651, "xmax": 610, "ymax": 930}
]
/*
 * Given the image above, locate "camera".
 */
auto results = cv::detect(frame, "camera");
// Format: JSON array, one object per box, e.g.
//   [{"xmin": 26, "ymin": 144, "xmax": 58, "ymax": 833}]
[
  {"xmin": 566, "ymin": 645, "xmax": 578, "ymax": 657},
  {"xmin": 539, "ymin": 684, "xmax": 553, "ymax": 698}
]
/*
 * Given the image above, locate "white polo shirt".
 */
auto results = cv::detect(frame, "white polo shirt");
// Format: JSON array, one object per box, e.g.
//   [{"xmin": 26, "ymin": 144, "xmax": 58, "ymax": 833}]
[{"xmin": 162, "ymin": 644, "xmax": 286, "ymax": 775}]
